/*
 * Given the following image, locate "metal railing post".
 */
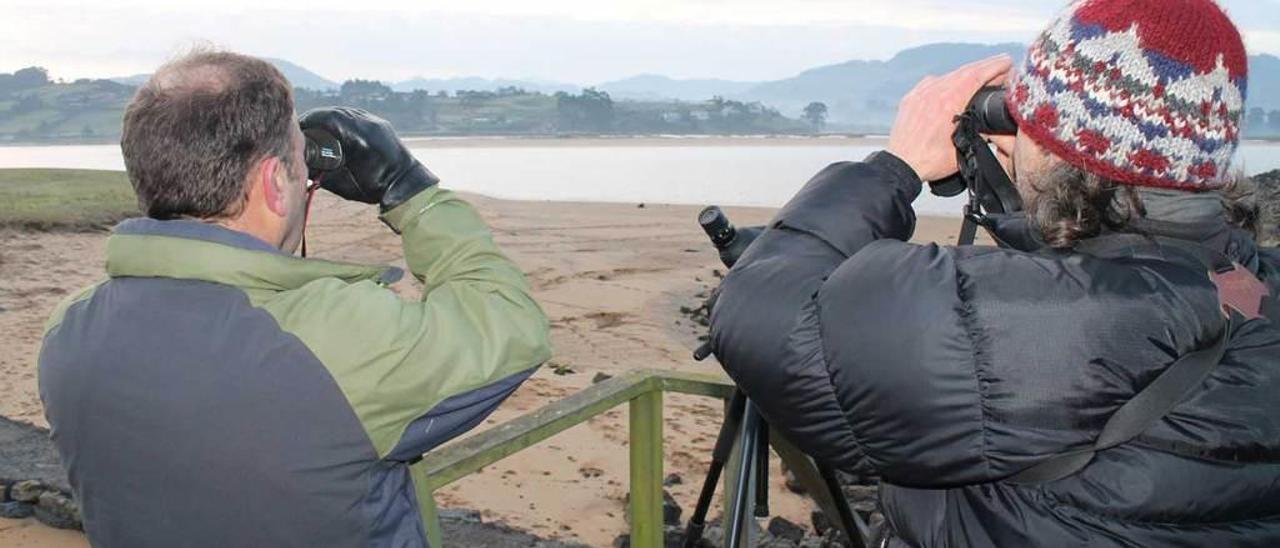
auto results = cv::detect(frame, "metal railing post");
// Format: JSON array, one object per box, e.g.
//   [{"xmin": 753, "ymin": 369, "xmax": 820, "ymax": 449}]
[
  {"xmin": 422, "ymin": 490, "xmax": 444, "ymax": 547},
  {"xmin": 629, "ymin": 388, "xmax": 664, "ymax": 547}
]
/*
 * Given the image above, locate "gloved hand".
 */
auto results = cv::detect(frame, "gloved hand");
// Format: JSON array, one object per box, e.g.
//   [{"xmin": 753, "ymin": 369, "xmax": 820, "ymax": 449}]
[{"xmin": 299, "ymin": 107, "xmax": 439, "ymax": 212}]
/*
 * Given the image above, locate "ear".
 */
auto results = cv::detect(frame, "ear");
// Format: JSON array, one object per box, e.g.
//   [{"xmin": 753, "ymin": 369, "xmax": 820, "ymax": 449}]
[{"xmin": 260, "ymin": 156, "xmax": 286, "ymax": 217}]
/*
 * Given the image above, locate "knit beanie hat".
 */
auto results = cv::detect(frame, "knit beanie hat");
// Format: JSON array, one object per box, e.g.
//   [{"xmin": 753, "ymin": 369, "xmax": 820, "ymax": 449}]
[{"xmin": 1007, "ymin": 0, "xmax": 1248, "ymax": 191}]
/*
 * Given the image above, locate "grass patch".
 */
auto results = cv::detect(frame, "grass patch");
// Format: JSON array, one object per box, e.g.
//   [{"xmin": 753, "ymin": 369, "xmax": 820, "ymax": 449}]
[{"xmin": 0, "ymin": 168, "xmax": 138, "ymax": 231}]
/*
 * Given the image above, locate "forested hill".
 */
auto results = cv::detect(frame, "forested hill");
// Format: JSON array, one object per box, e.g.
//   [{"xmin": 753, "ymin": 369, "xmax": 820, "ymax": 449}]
[
  {"xmin": 0, "ymin": 67, "xmax": 811, "ymax": 144},
  {"xmin": 5, "ymin": 43, "xmax": 1280, "ymax": 143}
]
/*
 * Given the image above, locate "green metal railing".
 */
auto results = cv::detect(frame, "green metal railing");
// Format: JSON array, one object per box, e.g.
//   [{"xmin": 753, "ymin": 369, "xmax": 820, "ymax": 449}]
[
  {"xmin": 418, "ymin": 368, "xmax": 854, "ymax": 547},
  {"xmin": 418, "ymin": 368, "xmax": 735, "ymax": 547}
]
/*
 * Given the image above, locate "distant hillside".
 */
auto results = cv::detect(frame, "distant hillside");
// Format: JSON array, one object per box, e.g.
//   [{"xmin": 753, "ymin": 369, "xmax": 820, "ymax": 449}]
[
  {"xmin": 597, "ymin": 74, "xmax": 757, "ymax": 101},
  {"xmin": 0, "ymin": 68, "xmax": 133, "ymax": 142},
  {"xmin": 9, "ymin": 45, "xmax": 1280, "ymax": 142},
  {"xmin": 739, "ymin": 43, "xmax": 1026, "ymax": 128},
  {"xmin": 1249, "ymin": 54, "xmax": 1280, "ymax": 110},
  {"xmin": 111, "ymin": 58, "xmax": 338, "ymax": 91},
  {"xmin": 392, "ymin": 77, "xmax": 575, "ymax": 95},
  {"xmin": 263, "ymin": 58, "xmax": 338, "ymax": 91},
  {"xmin": 598, "ymin": 45, "xmax": 1280, "ymax": 133},
  {"xmin": 110, "ymin": 74, "xmax": 149, "ymax": 86}
]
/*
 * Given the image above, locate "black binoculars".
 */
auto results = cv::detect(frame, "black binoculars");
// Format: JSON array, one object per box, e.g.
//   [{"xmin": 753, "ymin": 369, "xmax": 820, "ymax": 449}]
[
  {"xmin": 963, "ymin": 86, "xmax": 1018, "ymax": 136},
  {"xmin": 302, "ymin": 128, "xmax": 343, "ymax": 181}
]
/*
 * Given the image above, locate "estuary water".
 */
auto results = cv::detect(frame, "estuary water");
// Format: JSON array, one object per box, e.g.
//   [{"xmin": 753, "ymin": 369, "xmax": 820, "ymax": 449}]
[{"xmin": 2, "ymin": 138, "xmax": 1278, "ymax": 217}]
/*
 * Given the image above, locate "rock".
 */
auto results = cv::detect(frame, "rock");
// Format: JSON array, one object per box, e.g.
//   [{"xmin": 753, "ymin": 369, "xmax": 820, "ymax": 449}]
[
  {"xmin": 10, "ymin": 480, "xmax": 43, "ymax": 502},
  {"xmin": 663, "ymin": 473, "xmax": 683, "ymax": 487},
  {"xmin": 34, "ymin": 491, "xmax": 79, "ymax": 530},
  {"xmin": 781, "ymin": 462, "xmax": 805, "ymax": 494},
  {"xmin": 0, "ymin": 500, "xmax": 34, "ymax": 519},
  {"xmin": 663, "ymin": 490, "xmax": 683, "ymax": 526},
  {"xmin": 622, "ymin": 489, "xmax": 684, "ymax": 526},
  {"xmin": 701, "ymin": 524, "xmax": 726, "ymax": 548},
  {"xmin": 592, "ymin": 372, "xmax": 614, "ymax": 384},
  {"xmin": 842, "ymin": 484, "xmax": 878, "ymax": 503},
  {"xmin": 1254, "ymin": 169, "xmax": 1280, "ymax": 246},
  {"xmin": 811, "ymin": 510, "xmax": 832, "ymax": 536},
  {"xmin": 767, "ymin": 517, "xmax": 807, "ymax": 543},
  {"xmin": 438, "ymin": 508, "xmax": 483, "ymax": 524}
]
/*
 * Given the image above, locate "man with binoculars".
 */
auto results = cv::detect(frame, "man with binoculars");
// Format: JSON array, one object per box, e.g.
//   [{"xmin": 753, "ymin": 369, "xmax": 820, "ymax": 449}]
[
  {"xmin": 711, "ymin": 0, "xmax": 1280, "ymax": 545},
  {"xmin": 37, "ymin": 51, "xmax": 551, "ymax": 547}
]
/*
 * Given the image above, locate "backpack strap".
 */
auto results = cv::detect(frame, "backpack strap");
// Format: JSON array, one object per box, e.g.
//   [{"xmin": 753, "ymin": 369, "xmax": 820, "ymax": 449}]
[{"xmin": 1007, "ymin": 234, "xmax": 1237, "ymax": 484}]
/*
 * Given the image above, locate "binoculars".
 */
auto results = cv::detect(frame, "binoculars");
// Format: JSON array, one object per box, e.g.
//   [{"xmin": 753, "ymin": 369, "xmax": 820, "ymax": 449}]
[
  {"xmin": 963, "ymin": 86, "xmax": 1018, "ymax": 136},
  {"xmin": 302, "ymin": 128, "xmax": 343, "ymax": 181}
]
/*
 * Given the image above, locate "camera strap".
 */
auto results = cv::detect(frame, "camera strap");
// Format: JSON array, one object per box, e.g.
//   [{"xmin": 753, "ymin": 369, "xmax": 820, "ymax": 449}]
[
  {"xmin": 1006, "ymin": 235, "xmax": 1241, "ymax": 484},
  {"xmin": 300, "ymin": 182, "xmax": 320, "ymax": 258},
  {"xmin": 950, "ymin": 114, "xmax": 1022, "ymax": 246}
]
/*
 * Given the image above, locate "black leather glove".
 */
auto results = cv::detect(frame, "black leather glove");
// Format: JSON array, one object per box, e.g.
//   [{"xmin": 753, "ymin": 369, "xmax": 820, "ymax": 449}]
[{"xmin": 299, "ymin": 107, "xmax": 439, "ymax": 212}]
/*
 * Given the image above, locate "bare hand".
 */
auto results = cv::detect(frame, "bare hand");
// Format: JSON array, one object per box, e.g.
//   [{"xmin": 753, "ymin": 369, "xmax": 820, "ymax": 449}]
[{"xmin": 887, "ymin": 55, "xmax": 1013, "ymax": 182}]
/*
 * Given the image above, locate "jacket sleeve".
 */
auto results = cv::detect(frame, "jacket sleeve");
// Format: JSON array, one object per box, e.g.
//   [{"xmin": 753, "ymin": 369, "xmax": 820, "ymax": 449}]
[
  {"xmin": 271, "ymin": 187, "xmax": 551, "ymax": 461},
  {"xmin": 709, "ymin": 152, "xmax": 921, "ymax": 471},
  {"xmin": 374, "ymin": 186, "xmax": 552, "ymax": 461}
]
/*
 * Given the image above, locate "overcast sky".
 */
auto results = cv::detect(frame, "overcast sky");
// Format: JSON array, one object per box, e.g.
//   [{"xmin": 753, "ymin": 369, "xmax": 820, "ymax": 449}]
[{"xmin": 3, "ymin": 0, "xmax": 1279, "ymax": 84}]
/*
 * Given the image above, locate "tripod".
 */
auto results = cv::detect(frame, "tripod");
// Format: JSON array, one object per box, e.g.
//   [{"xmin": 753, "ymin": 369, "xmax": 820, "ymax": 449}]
[{"xmin": 682, "ymin": 207, "xmax": 870, "ymax": 548}]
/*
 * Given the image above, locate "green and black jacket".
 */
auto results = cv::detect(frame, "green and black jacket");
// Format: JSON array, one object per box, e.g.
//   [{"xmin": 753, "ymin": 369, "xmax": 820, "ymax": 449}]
[{"xmin": 38, "ymin": 187, "xmax": 552, "ymax": 547}]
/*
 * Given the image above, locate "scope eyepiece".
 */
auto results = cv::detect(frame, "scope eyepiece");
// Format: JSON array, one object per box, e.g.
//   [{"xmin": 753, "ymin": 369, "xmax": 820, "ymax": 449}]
[
  {"xmin": 699, "ymin": 206, "xmax": 737, "ymax": 250},
  {"xmin": 303, "ymin": 128, "xmax": 344, "ymax": 181}
]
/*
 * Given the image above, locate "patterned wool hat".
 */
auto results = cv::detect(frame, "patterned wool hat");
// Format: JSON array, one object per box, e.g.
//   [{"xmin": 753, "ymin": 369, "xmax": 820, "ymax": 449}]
[{"xmin": 1008, "ymin": 0, "xmax": 1248, "ymax": 190}]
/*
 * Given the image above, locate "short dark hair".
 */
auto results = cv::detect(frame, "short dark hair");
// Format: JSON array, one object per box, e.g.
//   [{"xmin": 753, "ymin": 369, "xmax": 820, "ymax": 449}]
[{"xmin": 121, "ymin": 50, "xmax": 296, "ymax": 220}]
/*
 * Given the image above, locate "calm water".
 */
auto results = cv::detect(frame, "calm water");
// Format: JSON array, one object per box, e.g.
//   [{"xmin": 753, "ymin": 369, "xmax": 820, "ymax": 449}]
[{"xmin": 2, "ymin": 140, "xmax": 1278, "ymax": 218}]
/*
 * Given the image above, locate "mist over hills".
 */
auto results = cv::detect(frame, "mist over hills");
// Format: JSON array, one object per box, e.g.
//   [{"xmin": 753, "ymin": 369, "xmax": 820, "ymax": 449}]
[
  {"xmin": 596, "ymin": 74, "xmax": 759, "ymax": 101},
  {"xmin": 106, "ymin": 43, "xmax": 1280, "ymax": 124},
  {"xmin": 111, "ymin": 58, "xmax": 340, "ymax": 91},
  {"xmin": 235, "ymin": 42, "xmax": 1277, "ymax": 132},
  {"xmin": 740, "ymin": 43, "xmax": 1027, "ymax": 127},
  {"xmin": 19, "ymin": 42, "xmax": 1278, "ymax": 140},
  {"xmin": 390, "ymin": 77, "xmax": 576, "ymax": 95}
]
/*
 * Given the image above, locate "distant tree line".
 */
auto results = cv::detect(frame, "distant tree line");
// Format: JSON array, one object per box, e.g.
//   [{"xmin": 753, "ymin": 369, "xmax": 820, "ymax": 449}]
[
  {"xmin": 0, "ymin": 67, "xmax": 134, "ymax": 142},
  {"xmin": 1246, "ymin": 108, "xmax": 1280, "ymax": 137},
  {"xmin": 0, "ymin": 67, "xmax": 51, "ymax": 93},
  {"xmin": 294, "ymin": 80, "xmax": 809, "ymax": 135}
]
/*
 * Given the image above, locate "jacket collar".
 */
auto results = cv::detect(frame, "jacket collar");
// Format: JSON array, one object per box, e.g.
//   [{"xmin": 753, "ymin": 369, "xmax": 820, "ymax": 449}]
[
  {"xmin": 106, "ymin": 218, "xmax": 403, "ymax": 291},
  {"xmin": 986, "ymin": 189, "xmax": 1234, "ymax": 250},
  {"xmin": 984, "ymin": 190, "xmax": 1262, "ymax": 272}
]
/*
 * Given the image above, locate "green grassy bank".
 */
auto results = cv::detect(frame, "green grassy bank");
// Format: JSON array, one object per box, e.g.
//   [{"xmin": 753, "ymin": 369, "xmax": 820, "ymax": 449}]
[{"xmin": 0, "ymin": 169, "xmax": 137, "ymax": 231}]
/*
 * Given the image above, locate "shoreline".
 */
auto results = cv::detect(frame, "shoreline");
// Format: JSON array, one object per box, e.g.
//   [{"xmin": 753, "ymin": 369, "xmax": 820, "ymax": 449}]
[
  {"xmin": 400, "ymin": 134, "xmax": 890, "ymax": 148},
  {"xmin": 0, "ymin": 134, "xmax": 892, "ymax": 149},
  {"xmin": 5, "ymin": 134, "xmax": 1280, "ymax": 149}
]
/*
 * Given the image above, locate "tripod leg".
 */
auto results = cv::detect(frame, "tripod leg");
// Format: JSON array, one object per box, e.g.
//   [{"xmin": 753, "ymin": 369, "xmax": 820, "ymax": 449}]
[
  {"xmin": 754, "ymin": 422, "xmax": 769, "ymax": 518},
  {"xmin": 771, "ymin": 434, "xmax": 868, "ymax": 548},
  {"xmin": 816, "ymin": 461, "xmax": 870, "ymax": 546},
  {"xmin": 727, "ymin": 402, "xmax": 762, "ymax": 548},
  {"xmin": 682, "ymin": 391, "xmax": 748, "ymax": 548}
]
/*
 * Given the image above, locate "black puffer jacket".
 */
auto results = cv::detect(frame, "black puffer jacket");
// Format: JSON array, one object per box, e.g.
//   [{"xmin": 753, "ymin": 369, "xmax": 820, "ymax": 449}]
[{"xmin": 709, "ymin": 153, "xmax": 1280, "ymax": 547}]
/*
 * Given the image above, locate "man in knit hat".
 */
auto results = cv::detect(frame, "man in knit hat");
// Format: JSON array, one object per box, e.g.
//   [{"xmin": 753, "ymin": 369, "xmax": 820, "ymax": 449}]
[{"xmin": 710, "ymin": 0, "xmax": 1280, "ymax": 545}]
